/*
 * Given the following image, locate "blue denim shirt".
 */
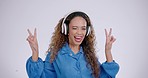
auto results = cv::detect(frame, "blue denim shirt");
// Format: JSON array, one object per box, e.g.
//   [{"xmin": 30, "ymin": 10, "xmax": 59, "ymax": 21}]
[{"xmin": 26, "ymin": 43, "xmax": 119, "ymax": 78}]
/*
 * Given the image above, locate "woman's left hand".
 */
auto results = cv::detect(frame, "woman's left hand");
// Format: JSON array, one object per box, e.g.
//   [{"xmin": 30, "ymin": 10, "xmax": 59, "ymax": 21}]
[
  {"xmin": 104, "ymin": 28, "xmax": 116, "ymax": 62},
  {"xmin": 105, "ymin": 28, "xmax": 116, "ymax": 53}
]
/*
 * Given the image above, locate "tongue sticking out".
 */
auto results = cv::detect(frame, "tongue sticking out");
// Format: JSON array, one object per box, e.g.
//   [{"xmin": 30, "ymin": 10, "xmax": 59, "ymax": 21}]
[{"xmin": 74, "ymin": 36, "xmax": 82, "ymax": 42}]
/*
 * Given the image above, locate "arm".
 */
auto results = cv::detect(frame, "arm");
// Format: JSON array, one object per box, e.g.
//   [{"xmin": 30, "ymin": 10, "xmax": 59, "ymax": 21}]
[
  {"xmin": 26, "ymin": 52, "xmax": 57, "ymax": 78},
  {"xmin": 26, "ymin": 28, "xmax": 39, "ymax": 61},
  {"xmin": 99, "ymin": 28, "xmax": 119, "ymax": 78},
  {"xmin": 104, "ymin": 28, "xmax": 116, "ymax": 62},
  {"xmin": 100, "ymin": 61, "xmax": 119, "ymax": 78},
  {"xmin": 26, "ymin": 57, "xmax": 44, "ymax": 78},
  {"xmin": 26, "ymin": 29, "xmax": 57, "ymax": 78}
]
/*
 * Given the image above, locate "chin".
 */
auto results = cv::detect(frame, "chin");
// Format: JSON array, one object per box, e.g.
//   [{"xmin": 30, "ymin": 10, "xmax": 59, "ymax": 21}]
[
  {"xmin": 74, "ymin": 42, "xmax": 82, "ymax": 46},
  {"xmin": 73, "ymin": 40, "xmax": 83, "ymax": 46}
]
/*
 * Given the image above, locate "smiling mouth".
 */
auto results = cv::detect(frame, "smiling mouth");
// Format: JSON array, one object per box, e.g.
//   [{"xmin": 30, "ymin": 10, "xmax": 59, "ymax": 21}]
[{"xmin": 74, "ymin": 36, "xmax": 83, "ymax": 42}]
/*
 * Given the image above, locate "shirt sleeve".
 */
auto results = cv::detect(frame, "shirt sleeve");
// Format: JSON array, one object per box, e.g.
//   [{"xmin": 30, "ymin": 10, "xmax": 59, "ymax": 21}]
[
  {"xmin": 26, "ymin": 52, "xmax": 57, "ymax": 78},
  {"xmin": 100, "ymin": 60, "xmax": 119, "ymax": 78}
]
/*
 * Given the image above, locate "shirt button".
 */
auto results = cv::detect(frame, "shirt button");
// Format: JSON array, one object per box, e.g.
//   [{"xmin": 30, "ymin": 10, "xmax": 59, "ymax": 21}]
[{"xmin": 70, "ymin": 53, "xmax": 72, "ymax": 56}]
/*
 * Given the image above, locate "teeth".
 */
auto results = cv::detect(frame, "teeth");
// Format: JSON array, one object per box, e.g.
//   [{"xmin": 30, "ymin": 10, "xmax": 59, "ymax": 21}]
[{"xmin": 75, "ymin": 36, "xmax": 81, "ymax": 38}]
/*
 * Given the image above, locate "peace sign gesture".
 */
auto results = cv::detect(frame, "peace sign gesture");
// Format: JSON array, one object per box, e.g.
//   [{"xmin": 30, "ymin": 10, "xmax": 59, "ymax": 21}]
[
  {"xmin": 26, "ymin": 28, "xmax": 39, "ymax": 61},
  {"xmin": 104, "ymin": 28, "xmax": 116, "ymax": 62}
]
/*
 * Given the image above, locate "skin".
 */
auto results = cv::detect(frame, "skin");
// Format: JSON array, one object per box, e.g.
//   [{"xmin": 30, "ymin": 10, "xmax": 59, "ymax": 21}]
[
  {"xmin": 27, "ymin": 18, "xmax": 116, "ymax": 62},
  {"xmin": 105, "ymin": 28, "xmax": 116, "ymax": 62},
  {"xmin": 68, "ymin": 16, "xmax": 87, "ymax": 54},
  {"xmin": 27, "ymin": 28, "xmax": 38, "ymax": 61}
]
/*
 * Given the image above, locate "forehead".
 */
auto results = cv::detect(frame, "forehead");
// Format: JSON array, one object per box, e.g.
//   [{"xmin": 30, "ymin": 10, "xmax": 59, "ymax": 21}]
[{"xmin": 69, "ymin": 16, "xmax": 87, "ymax": 26}]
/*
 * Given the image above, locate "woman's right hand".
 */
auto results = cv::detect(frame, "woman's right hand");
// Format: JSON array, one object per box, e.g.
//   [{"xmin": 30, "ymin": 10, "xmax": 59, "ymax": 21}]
[{"xmin": 26, "ymin": 28, "xmax": 39, "ymax": 61}]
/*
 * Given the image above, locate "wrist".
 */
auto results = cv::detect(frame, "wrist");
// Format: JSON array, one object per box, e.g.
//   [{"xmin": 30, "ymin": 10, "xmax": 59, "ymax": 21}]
[
  {"xmin": 105, "ymin": 50, "xmax": 113, "ymax": 62},
  {"xmin": 105, "ymin": 49, "xmax": 111, "ymax": 53},
  {"xmin": 32, "ymin": 52, "xmax": 39, "ymax": 61}
]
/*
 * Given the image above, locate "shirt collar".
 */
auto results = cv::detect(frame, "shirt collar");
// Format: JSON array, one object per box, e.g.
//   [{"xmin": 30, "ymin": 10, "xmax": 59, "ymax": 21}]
[{"xmin": 60, "ymin": 42, "xmax": 83, "ymax": 55}]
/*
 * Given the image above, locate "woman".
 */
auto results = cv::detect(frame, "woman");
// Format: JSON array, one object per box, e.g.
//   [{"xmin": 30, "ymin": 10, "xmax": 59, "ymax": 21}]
[{"xmin": 26, "ymin": 11, "xmax": 119, "ymax": 78}]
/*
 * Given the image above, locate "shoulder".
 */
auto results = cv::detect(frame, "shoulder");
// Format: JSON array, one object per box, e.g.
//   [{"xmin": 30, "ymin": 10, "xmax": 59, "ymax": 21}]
[{"xmin": 45, "ymin": 52, "xmax": 51, "ymax": 61}]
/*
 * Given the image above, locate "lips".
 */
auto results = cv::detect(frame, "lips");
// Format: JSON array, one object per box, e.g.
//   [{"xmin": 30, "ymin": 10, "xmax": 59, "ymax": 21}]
[{"xmin": 74, "ymin": 36, "xmax": 83, "ymax": 42}]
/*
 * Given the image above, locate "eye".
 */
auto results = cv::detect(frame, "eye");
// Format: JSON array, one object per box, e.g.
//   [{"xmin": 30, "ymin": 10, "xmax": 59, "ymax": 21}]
[
  {"xmin": 72, "ymin": 26, "xmax": 77, "ymax": 30},
  {"xmin": 82, "ymin": 26, "xmax": 86, "ymax": 30}
]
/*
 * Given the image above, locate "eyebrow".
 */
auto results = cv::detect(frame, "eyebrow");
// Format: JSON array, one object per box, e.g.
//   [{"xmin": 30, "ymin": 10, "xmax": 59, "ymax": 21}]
[{"xmin": 72, "ymin": 26, "xmax": 86, "ymax": 27}]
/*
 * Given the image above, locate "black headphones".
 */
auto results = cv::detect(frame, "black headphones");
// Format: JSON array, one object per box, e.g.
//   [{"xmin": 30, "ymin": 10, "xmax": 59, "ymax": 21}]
[{"xmin": 61, "ymin": 11, "xmax": 91, "ymax": 36}]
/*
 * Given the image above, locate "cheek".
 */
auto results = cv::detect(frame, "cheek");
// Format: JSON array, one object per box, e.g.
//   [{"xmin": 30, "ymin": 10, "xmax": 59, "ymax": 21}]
[
  {"xmin": 83, "ymin": 30, "xmax": 87, "ymax": 34},
  {"xmin": 68, "ymin": 29, "xmax": 75, "ymax": 35},
  {"xmin": 81, "ymin": 30, "xmax": 87, "ymax": 36},
  {"xmin": 68, "ymin": 31, "xmax": 75, "ymax": 41}
]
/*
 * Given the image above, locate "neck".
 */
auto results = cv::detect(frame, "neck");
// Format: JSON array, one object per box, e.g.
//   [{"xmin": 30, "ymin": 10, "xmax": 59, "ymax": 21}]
[{"xmin": 69, "ymin": 43, "xmax": 80, "ymax": 54}]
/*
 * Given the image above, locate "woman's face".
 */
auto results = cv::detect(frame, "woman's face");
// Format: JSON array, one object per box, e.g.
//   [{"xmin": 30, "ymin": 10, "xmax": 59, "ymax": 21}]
[{"xmin": 68, "ymin": 16, "xmax": 87, "ymax": 46}]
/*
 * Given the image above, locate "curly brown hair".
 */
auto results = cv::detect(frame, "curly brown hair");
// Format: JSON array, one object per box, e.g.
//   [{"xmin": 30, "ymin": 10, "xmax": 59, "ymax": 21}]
[{"xmin": 47, "ymin": 11, "xmax": 100, "ymax": 78}]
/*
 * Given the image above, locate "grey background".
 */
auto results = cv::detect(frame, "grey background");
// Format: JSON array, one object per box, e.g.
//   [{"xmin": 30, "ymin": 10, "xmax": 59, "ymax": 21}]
[{"xmin": 0, "ymin": 0, "xmax": 148, "ymax": 78}]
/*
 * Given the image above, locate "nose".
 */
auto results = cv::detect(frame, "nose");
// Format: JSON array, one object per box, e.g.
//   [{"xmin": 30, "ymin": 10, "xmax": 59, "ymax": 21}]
[{"xmin": 76, "ymin": 28, "xmax": 83, "ymax": 35}]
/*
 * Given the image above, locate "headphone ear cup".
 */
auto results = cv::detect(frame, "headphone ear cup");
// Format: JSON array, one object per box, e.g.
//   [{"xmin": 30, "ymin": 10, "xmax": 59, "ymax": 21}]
[
  {"xmin": 86, "ymin": 26, "xmax": 90, "ymax": 36},
  {"xmin": 62, "ymin": 23, "xmax": 64, "ymax": 34},
  {"xmin": 63, "ymin": 23, "xmax": 67, "ymax": 35}
]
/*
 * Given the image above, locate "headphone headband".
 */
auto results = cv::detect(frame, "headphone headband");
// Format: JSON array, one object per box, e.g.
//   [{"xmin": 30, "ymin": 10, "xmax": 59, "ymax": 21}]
[{"xmin": 61, "ymin": 11, "xmax": 91, "ymax": 36}]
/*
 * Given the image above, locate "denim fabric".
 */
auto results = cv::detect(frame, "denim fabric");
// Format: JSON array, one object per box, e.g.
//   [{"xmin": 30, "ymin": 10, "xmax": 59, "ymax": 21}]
[{"xmin": 26, "ymin": 43, "xmax": 119, "ymax": 78}]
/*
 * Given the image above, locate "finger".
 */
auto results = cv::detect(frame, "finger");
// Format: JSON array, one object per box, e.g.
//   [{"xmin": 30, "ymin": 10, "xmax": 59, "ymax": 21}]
[
  {"xmin": 28, "ymin": 41, "xmax": 35, "ymax": 51},
  {"xmin": 27, "ymin": 35, "xmax": 34, "ymax": 41},
  {"xmin": 26, "ymin": 37, "xmax": 32, "ymax": 43},
  {"xmin": 113, "ymin": 38, "xmax": 116, "ymax": 43},
  {"xmin": 110, "ymin": 36, "xmax": 116, "ymax": 43},
  {"xmin": 27, "ymin": 29, "xmax": 33, "ymax": 36},
  {"xmin": 34, "ymin": 28, "xmax": 37, "ymax": 38},
  {"xmin": 109, "ymin": 28, "xmax": 112, "ymax": 36},
  {"xmin": 111, "ymin": 38, "xmax": 116, "ymax": 44},
  {"xmin": 105, "ymin": 29, "xmax": 108, "ymax": 38}
]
